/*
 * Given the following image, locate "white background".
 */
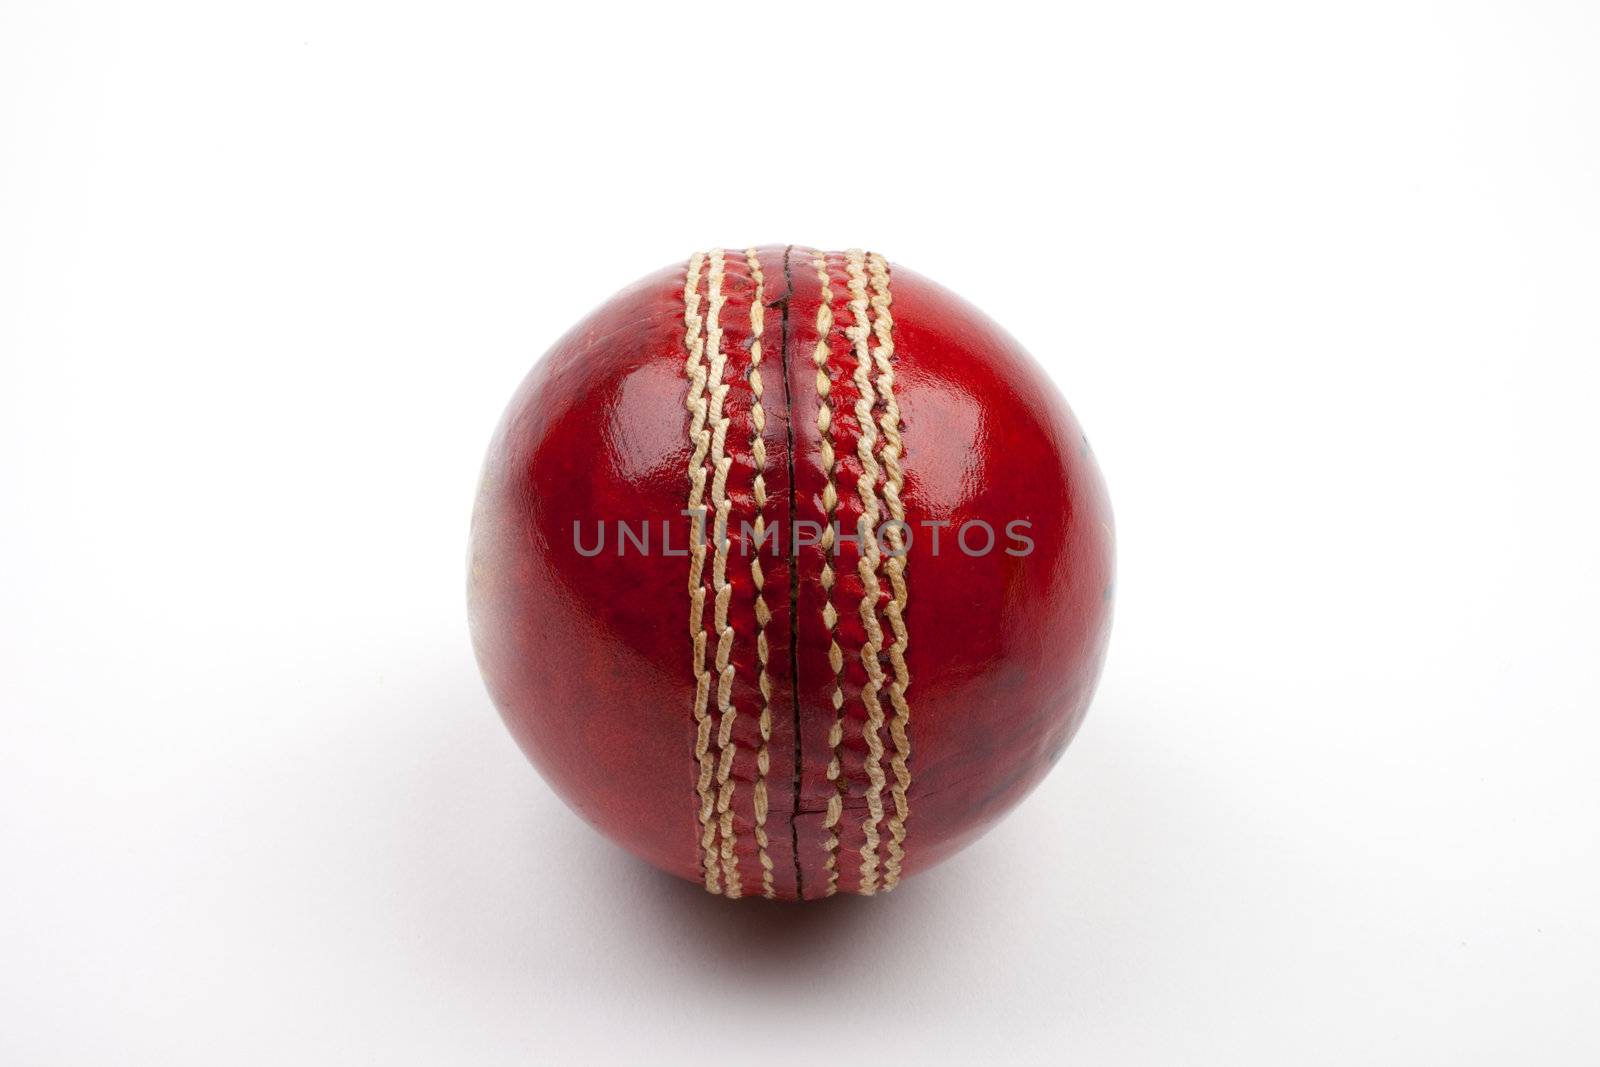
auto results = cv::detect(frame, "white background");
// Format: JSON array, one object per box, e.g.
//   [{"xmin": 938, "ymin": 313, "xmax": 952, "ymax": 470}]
[{"xmin": 3, "ymin": 2, "xmax": 1597, "ymax": 1063}]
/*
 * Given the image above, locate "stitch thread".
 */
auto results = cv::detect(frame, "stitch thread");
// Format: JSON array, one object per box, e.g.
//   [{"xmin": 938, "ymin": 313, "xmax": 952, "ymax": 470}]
[
  {"xmin": 704, "ymin": 249, "xmax": 744, "ymax": 898},
  {"xmin": 844, "ymin": 249, "xmax": 888, "ymax": 895},
  {"xmin": 811, "ymin": 252, "xmax": 848, "ymax": 897},
  {"xmin": 867, "ymin": 251, "xmax": 911, "ymax": 890},
  {"xmin": 681, "ymin": 250, "xmax": 723, "ymax": 894},
  {"xmin": 745, "ymin": 248, "xmax": 777, "ymax": 899}
]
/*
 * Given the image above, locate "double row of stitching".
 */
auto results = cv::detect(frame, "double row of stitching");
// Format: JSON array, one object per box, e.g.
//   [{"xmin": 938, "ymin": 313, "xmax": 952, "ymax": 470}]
[
  {"xmin": 812, "ymin": 248, "xmax": 911, "ymax": 896},
  {"xmin": 683, "ymin": 248, "xmax": 779, "ymax": 898}
]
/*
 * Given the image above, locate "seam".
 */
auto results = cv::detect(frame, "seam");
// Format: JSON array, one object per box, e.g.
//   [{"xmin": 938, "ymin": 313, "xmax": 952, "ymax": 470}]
[
  {"xmin": 844, "ymin": 248, "xmax": 888, "ymax": 895},
  {"xmin": 744, "ymin": 248, "xmax": 777, "ymax": 899},
  {"xmin": 867, "ymin": 251, "xmax": 911, "ymax": 890},
  {"xmin": 681, "ymin": 250, "xmax": 723, "ymax": 894},
  {"xmin": 779, "ymin": 246, "xmax": 804, "ymax": 901}
]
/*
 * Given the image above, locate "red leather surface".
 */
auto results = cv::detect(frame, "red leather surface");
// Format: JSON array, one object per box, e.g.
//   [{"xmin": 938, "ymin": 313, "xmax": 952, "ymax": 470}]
[{"xmin": 469, "ymin": 246, "xmax": 1113, "ymax": 900}]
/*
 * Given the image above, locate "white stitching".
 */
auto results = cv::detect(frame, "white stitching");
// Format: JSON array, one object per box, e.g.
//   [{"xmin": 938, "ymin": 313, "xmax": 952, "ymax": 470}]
[
  {"xmin": 811, "ymin": 252, "xmax": 848, "ymax": 897},
  {"xmin": 744, "ymin": 248, "xmax": 777, "ymax": 899},
  {"xmin": 867, "ymin": 251, "xmax": 911, "ymax": 890},
  {"xmin": 682, "ymin": 250, "xmax": 723, "ymax": 894},
  {"xmin": 705, "ymin": 249, "xmax": 743, "ymax": 898},
  {"xmin": 844, "ymin": 249, "xmax": 888, "ymax": 895}
]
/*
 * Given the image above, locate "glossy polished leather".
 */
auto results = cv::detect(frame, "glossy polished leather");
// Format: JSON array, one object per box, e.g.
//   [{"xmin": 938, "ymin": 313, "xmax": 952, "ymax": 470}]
[{"xmin": 469, "ymin": 246, "xmax": 1113, "ymax": 899}]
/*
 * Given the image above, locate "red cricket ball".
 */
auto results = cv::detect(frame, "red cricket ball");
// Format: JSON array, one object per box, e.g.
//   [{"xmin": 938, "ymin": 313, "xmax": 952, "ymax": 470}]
[{"xmin": 469, "ymin": 246, "xmax": 1114, "ymax": 900}]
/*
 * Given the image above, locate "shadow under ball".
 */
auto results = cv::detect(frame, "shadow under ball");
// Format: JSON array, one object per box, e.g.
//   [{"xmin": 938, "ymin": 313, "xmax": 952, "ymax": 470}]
[{"xmin": 468, "ymin": 246, "xmax": 1114, "ymax": 901}]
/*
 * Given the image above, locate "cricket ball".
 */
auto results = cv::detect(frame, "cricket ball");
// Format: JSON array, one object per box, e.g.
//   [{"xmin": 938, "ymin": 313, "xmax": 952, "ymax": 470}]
[{"xmin": 469, "ymin": 246, "xmax": 1113, "ymax": 899}]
